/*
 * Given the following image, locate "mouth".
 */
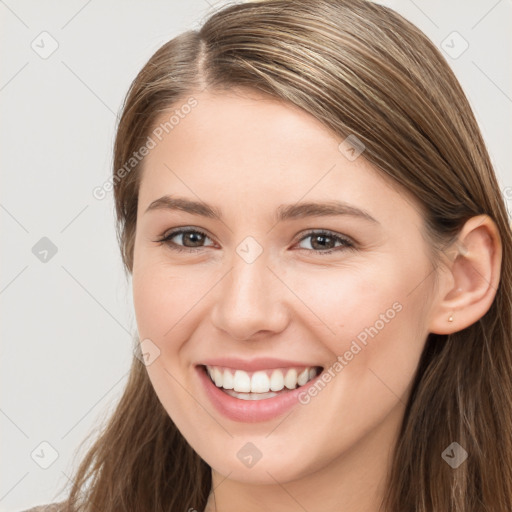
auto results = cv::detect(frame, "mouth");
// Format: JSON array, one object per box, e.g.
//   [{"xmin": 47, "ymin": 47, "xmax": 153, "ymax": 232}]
[
  {"xmin": 195, "ymin": 356, "xmax": 327, "ymax": 422},
  {"xmin": 199, "ymin": 364, "xmax": 324, "ymax": 401}
]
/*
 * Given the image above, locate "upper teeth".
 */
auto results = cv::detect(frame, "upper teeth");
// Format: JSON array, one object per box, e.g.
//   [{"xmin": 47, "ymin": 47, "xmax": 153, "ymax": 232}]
[{"xmin": 205, "ymin": 365, "xmax": 320, "ymax": 393}]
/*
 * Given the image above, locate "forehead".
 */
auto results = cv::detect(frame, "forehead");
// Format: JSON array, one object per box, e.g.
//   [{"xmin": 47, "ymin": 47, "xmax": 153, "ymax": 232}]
[
  {"xmin": 146, "ymin": 87, "xmax": 341, "ymax": 169},
  {"xmin": 138, "ymin": 89, "xmax": 422, "ymax": 229}
]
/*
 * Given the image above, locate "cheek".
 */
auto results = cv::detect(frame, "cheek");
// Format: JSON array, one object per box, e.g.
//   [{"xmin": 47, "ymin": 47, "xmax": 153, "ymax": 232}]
[
  {"xmin": 281, "ymin": 268, "xmax": 428, "ymax": 467},
  {"xmin": 131, "ymin": 261, "xmax": 209, "ymax": 435},
  {"xmin": 132, "ymin": 259, "xmax": 205, "ymax": 341},
  {"xmin": 289, "ymin": 260, "xmax": 430, "ymax": 388},
  {"xmin": 288, "ymin": 262, "xmax": 405, "ymax": 341}
]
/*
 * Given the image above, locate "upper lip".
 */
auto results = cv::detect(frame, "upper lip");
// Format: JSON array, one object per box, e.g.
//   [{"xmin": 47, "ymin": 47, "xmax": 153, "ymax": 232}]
[{"xmin": 198, "ymin": 357, "xmax": 323, "ymax": 372}]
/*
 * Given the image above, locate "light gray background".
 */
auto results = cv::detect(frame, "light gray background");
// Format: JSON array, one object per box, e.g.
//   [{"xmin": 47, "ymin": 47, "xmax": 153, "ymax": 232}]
[{"xmin": 1, "ymin": 1, "xmax": 511, "ymax": 510}]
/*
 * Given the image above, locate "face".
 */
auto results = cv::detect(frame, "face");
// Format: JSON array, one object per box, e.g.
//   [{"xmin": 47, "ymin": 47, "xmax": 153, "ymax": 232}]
[{"xmin": 132, "ymin": 88, "xmax": 437, "ymax": 484}]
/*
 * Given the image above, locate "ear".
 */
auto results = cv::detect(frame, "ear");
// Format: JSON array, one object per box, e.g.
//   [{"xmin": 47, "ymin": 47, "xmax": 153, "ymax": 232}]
[{"xmin": 429, "ymin": 214, "xmax": 502, "ymax": 335}]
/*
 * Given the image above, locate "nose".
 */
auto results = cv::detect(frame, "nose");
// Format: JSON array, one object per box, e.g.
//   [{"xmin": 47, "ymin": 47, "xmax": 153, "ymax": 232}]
[{"xmin": 210, "ymin": 252, "xmax": 290, "ymax": 341}]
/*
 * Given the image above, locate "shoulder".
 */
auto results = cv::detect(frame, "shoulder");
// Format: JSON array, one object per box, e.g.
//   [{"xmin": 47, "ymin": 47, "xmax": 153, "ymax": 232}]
[{"xmin": 19, "ymin": 502, "xmax": 67, "ymax": 512}]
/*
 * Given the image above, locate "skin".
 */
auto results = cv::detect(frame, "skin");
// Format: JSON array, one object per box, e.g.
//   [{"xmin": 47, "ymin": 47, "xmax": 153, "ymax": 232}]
[{"xmin": 131, "ymin": 88, "xmax": 501, "ymax": 512}]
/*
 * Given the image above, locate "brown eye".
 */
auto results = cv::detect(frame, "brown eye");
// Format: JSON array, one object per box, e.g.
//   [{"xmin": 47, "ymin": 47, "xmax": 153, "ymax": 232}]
[
  {"xmin": 296, "ymin": 230, "xmax": 355, "ymax": 254},
  {"xmin": 176, "ymin": 231, "xmax": 206, "ymax": 247},
  {"xmin": 156, "ymin": 228, "xmax": 215, "ymax": 252}
]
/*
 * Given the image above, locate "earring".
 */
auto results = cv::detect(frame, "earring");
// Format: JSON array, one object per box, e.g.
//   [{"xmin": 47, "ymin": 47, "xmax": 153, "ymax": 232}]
[{"xmin": 448, "ymin": 314, "xmax": 454, "ymax": 322}]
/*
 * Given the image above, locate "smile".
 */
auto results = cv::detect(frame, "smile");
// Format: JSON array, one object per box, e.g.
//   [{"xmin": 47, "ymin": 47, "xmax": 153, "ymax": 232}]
[
  {"xmin": 205, "ymin": 365, "xmax": 322, "ymax": 398},
  {"xmin": 196, "ymin": 362, "xmax": 325, "ymax": 422}
]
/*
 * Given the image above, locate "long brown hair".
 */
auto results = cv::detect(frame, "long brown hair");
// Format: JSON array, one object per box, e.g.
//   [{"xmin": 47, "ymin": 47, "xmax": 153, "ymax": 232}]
[{"xmin": 61, "ymin": 0, "xmax": 512, "ymax": 510}]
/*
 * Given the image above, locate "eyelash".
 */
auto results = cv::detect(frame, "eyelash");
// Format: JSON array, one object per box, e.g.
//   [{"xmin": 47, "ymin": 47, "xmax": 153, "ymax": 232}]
[{"xmin": 154, "ymin": 227, "xmax": 355, "ymax": 255}]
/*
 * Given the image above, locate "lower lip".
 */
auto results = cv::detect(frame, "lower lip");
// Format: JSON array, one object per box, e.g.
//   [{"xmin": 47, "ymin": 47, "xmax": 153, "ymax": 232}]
[{"xmin": 196, "ymin": 365, "xmax": 322, "ymax": 423}]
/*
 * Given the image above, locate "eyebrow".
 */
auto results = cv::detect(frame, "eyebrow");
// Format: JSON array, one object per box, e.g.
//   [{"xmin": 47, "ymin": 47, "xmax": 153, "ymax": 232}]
[{"xmin": 144, "ymin": 195, "xmax": 379, "ymax": 224}]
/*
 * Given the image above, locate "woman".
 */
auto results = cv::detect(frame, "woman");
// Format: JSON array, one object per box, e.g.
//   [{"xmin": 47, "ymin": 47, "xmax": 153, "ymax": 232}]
[{"xmin": 24, "ymin": 0, "xmax": 512, "ymax": 510}]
